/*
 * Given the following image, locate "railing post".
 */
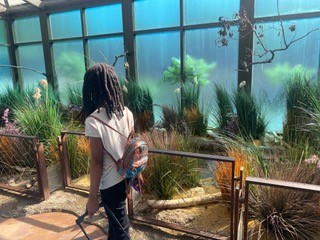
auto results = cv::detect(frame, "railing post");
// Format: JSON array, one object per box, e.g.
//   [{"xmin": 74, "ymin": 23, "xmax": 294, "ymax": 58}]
[
  {"xmin": 243, "ymin": 181, "xmax": 250, "ymax": 240},
  {"xmin": 234, "ymin": 167, "xmax": 244, "ymax": 240},
  {"xmin": 58, "ymin": 133, "xmax": 72, "ymax": 187},
  {"xmin": 234, "ymin": 186, "xmax": 240, "ymax": 239},
  {"xmin": 35, "ymin": 142, "xmax": 50, "ymax": 200},
  {"xmin": 230, "ymin": 161, "xmax": 235, "ymax": 239}
]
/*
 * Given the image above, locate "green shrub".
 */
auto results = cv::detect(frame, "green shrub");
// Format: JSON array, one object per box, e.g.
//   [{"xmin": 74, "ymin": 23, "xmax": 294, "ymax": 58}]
[
  {"xmin": 283, "ymin": 71, "xmax": 316, "ymax": 160},
  {"xmin": 14, "ymin": 83, "xmax": 61, "ymax": 142},
  {"xmin": 233, "ymin": 89, "xmax": 266, "ymax": 140},
  {"xmin": 67, "ymin": 134, "xmax": 90, "ymax": 179},
  {"xmin": 214, "ymin": 84, "xmax": 234, "ymax": 132},
  {"xmin": 123, "ymin": 80, "xmax": 154, "ymax": 132},
  {"xmin": 141, "ymin": 130, "xmax": 201, "ymax": 200}
]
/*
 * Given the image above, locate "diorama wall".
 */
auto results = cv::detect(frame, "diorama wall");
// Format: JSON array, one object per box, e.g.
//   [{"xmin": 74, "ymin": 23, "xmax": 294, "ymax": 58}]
[{"xmin": 0, "ymin": 0, "xmax": 319, "ymax": 133}]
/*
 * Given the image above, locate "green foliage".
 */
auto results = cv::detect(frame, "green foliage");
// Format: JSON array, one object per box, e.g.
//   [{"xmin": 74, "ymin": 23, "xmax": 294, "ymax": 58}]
[
  {"xmin": 122, "ymin": 79, "xmax": 154, "ymax": 132},
  {"xmin": 14, "ymin": 81, "xmax": 62, "ymax": 143},
  {"xmin": 264, "ymin": 63, "xmax": 316, "ymax": 86},
  {"xmin": 184, "ymin": 106, "xmax": 208, "ymax": 136},
  {"xmin": 283, "ymin": 71, "xmax": 315, "ymax": 148},
  {"xmin": 182, "ymin": 83, "xmax": 208, "ymax": 136},
  {"xmin": 160, "ymin": 55, "xmax": 213, "ymax": 136},
  {"xmin": 67, "ymin": 85, "xmax": 82, "ymax": 107},
  {"xmin": 214, "ymin": 84, "xmax": 234, "ymax": 131},
  {"xmin": 160, "ymin": 80, "xmax": 208, "ymax": 136},
  {"xmin": 233, "ymin": 89, "xmax": 266, "ymax": 140},
  {"xmin": 306, "ymin": 75, "xmax": 320, "ymax": 151},
  {"xmin": 0, "ymin": 87, "xmax": 33, "ymax": 125},
  {"xmin": 56, "ymin": 52, "xmax": 85, "ymax": 82},
  {"xmin": 141, "ymin": 130, "xmax": 201, "ymax": 200},
  {"xmin": 67, "ymin": 134, "xmax": 90, "ymax": 179},
  {"xmin": 160, "ymin": 105, "xmax": 180, "ymax": 132},
  {"xmin": 161, "ymin": 55, "xmax": 216, "ymax": 86}
]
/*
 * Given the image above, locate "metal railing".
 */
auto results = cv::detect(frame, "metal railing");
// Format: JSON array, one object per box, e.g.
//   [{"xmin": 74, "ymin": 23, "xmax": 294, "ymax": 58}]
[
  {"xmin": 0, "ymin": 133, "xmax": 49, "ymax": 199},
  {"xmin": 59, "ymin": 130, "xmax": 239, "ymax": 240},
  {"xmin": 242, "ymin": 177, "xmax": 320, "ymax": 240}
]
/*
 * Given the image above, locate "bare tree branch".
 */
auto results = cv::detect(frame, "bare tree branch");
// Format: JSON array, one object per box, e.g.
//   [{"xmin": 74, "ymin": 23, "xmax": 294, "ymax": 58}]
[
  {"xmin": 216, "ymin": 0, "xmax": 319, "ymax": 71},
  {"xmin": 0, "ymin": 64, "xmax": 47, "ymax": 77}
]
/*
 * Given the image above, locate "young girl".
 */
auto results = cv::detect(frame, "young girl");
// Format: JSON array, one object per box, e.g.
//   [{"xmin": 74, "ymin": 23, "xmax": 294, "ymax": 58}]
[{"xmin": 80, "ymin": 63, "xmax": 133, "ymax": 239}]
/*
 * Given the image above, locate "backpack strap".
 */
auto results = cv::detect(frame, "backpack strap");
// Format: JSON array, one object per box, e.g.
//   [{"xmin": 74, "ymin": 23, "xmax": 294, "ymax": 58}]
[
  {"xmin": 90, "ymin": 115, "xmax": 127, "ymax": 139},
  {"xmin": 89, "ymin": 109, "xmax": 132, "ymax": 164},
  {"xmin": 125, "ymin": 107, "xmax": 135, "ymax": 140}
]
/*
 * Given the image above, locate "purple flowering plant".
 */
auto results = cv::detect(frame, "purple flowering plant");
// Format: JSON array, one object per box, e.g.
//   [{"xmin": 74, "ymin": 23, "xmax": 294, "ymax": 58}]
[
  {"xmin": 0, "ymin": 108, "xmax": 21, "ymax": 135},
  {"xmin": 304, "ymin": 154, "xmax": 320, "ymax": 170}
]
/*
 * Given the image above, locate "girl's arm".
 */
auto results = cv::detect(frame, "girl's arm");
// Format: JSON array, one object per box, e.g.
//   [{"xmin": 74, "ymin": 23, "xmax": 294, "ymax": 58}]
[{"xmin": 86, "ymin": 136, "xmax": 104, "ymax": 218}]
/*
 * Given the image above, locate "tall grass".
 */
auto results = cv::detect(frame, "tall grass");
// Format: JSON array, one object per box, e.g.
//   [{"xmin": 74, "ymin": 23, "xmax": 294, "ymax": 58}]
[
  {"xmin": 13, "ymin": 81, "xmax": 62, "ymax": 165},
  {"xmin": 233, "ymin": 89, "xmax": 266, "ymax": 140},
  {"xmin": 283, "ymin": 71, "xmax": 316, "ymax": 160},
  {"xmin": 214, "ymin": 134, "xmax": 261, "ymax": 200},
  {"xmin": 249, "ymin": 158, "xmax": 320, "ymax": 240},
  {"xmin": 141, "ymin": 130, "xmax": 201, "ymax": 199},
  {"xmin": 123, "ymin": 79, "xmax": 154, "ymax": 132},
  {"xmin": 214, "ymin": 84, "xmax": 234, "ymax": 132},
  {"xmin": 67, "ymin": 85, "xmax": 82, "ymax": 107},
  {"xmin": 0, "ymin": 87, "xmax": 33, "ymax": 126},
  {"xmin": 14, "ymin": 95, "xmax": 61, "ymax": 142},
  {"xmin": 67, "ymin": 134, "xmax": 90, "ymax": 179}
]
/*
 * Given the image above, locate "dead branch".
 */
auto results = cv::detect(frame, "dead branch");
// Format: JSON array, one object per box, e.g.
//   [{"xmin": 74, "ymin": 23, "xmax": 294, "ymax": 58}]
[
  {"xmin": 216, "ymin": 0, "xmax": 319, "ymax": 71},
  {"xmin": 0, "ymin": 64, "xmax": 47, "ymax": 77}
]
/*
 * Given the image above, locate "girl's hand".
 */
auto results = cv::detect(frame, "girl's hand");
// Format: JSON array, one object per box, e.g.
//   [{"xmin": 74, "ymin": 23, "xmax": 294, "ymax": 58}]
[{"xmin": 86, "ymin": 196, "xmax": 100, "ymax": 218}]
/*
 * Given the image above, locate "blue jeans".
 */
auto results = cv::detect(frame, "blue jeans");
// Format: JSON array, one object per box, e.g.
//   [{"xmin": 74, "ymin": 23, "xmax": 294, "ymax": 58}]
[{"xmin": 100, "ymin": 180, "xmax": 130, "ymax": 240}]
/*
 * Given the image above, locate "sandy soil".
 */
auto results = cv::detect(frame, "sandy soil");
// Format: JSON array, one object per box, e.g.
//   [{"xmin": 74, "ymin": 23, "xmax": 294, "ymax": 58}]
[{"xmin": 0, "ymin": 186, "xmax": 231, "ymax": 240}]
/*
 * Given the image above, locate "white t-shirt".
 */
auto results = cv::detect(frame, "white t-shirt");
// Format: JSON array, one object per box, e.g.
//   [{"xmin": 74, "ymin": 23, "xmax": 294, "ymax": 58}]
[{"xmin": 85, "ymin": 107, "xmax": 134, "ymax": 190}]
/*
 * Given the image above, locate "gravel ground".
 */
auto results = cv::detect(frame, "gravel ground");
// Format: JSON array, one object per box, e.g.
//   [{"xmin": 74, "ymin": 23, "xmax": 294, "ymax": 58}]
[{"xmin": 0, "ymin": 187, "xmax": 230, "ymax": 240}]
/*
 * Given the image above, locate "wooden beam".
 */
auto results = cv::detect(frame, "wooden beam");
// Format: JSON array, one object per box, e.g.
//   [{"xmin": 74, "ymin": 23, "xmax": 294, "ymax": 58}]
[
  {"xmin": 23, "ymin": 0, "xmax": 42, "ymax": 8},
  {"xmin": 0, "ymin": 4, "xmax": 7, "ymax": 13}
]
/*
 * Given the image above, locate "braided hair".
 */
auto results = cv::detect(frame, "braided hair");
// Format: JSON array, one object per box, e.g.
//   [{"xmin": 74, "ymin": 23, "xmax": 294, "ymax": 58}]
[{"xmin": 80, "ymin": 63, "xmax": 124, "ymax": 122}]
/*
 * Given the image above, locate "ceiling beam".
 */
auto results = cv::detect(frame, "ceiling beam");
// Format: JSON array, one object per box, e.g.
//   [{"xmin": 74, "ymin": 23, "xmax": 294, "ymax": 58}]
[
  {"xmin": 0, "ymin": 3, "xmax": 6, "ymax": 13},
  {"xmin": 23, "ymin": 0, "xmax": 42, "ymax": 8}
]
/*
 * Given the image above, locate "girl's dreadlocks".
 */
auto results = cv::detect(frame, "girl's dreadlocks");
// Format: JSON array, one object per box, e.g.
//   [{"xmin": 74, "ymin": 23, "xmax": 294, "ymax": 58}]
[{"xmin": 80, "ymin": 63, "xmax": 124, "ymax": 122}]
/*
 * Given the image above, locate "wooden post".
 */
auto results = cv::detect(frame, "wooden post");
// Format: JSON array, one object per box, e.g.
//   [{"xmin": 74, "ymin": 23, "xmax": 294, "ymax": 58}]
[
  {"xmin": 58, "ymin": 133, "xmax": 72, "ymax": 187},
  {"xmin": 35, "ymin": 142, "xmax": 50, "ymax": 200}
]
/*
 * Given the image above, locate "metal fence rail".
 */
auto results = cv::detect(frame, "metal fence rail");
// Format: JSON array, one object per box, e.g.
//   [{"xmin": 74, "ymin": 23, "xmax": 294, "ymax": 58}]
[
  {"xmin": 59, "ymin": 131, "xmax": 238, "ymax": 240},
  {"xmin": 0, "ymin": 133, "xmax": 49, "ymax": 199},
  {"xmin": 242, "ymin": 177, "xmax": 320, "ymax": 240}
]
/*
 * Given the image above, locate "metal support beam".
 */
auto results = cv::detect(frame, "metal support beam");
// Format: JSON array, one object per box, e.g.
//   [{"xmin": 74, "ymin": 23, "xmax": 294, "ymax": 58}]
[
  {"xmin": 122, "ymin": 0, "xmax": 135, "ymax": 80},
  {"xmin": 238, "ymin": 0, "xmax": 255, "ymax": 92}
]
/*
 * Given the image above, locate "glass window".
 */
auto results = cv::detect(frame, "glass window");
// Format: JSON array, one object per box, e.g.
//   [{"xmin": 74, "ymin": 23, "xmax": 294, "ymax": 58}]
[
  {"xmin": 252, "ymin": 18, "xmax": 320, "ymax": 132},
  {"xmin": 255, "ymin": 0, "xmax": 320, "ymax": 17},
  {"xmin": 185, "ymin": 28, "xmax": 238, "ymax": 127},
  {"xmin": 134, "ymin": 0, "xmax": 180, "ymax": 30},
  {"xmin": 86, "ymin": 4, "xmax": 123, "ymax": 36},
  {"xmin": 0, "ymin": 20, "xmax": 7, "ymax": 44},
  {"xmin": 49, "ymin": 10, "xmax": 82, "ymax": 39},
  {"xmin": 52, "ymin": 41, "xmax": 85, "ymax": 103},
  {"xmin": 88, "ymin": 37, "xmax": 125, "ymax": 79},
  {"xmin": 16, "ymin": 44, "xmax": 46, "ymax": 89},
  {"xmin": 0, "ymin": 46, "xmax": 12, "ymax": 92},
  {"xmin": 13, "ymin": 17, "xmax": 41, "ymax": 43},
  {"xmin": 184, "ymin": 0, "xmax": 240, "ymax": 25},
  {"xmin": 136, "ymin": 31, "xmax": 180, "ymax": 120}
]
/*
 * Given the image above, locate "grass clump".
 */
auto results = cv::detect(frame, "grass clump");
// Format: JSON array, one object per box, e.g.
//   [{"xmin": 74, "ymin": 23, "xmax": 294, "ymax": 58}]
[
  {"xmin": 249, "ymin": 159, "xmax": 320, "ymax": 240},
  {"xmin": 141, "ymin": 130, "xmax": 201, "ymax": 200}
]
